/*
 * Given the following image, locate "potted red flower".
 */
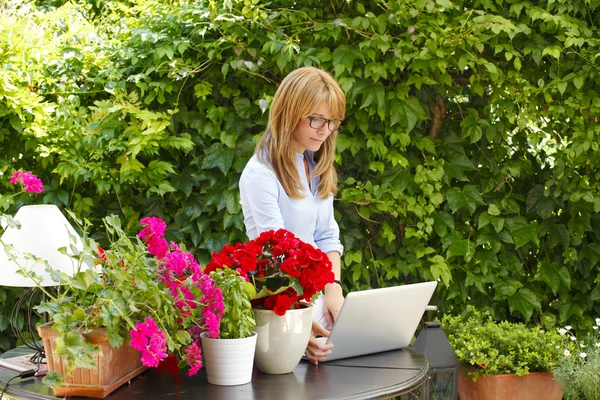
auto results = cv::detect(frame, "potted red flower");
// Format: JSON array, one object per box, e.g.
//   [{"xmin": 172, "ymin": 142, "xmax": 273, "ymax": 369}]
[
  {"xmin": 205, "ymin": 229, "xmax": 335, "ymax": 374},
  {"xmin": 205, "ymin": 228, "xmax": 334, "ymax": 315}
]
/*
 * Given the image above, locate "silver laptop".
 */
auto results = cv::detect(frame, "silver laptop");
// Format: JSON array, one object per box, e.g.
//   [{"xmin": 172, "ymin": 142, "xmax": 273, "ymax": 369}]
[{"xmin": 317, "ymin": 281, "xmax": 437, "ymax": 361}]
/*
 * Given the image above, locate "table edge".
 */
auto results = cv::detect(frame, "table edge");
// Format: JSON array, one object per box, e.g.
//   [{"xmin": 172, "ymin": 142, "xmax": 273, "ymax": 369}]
[{"xmin": 325, "ymin": 361, "xmax": 429, "ymax": 400}]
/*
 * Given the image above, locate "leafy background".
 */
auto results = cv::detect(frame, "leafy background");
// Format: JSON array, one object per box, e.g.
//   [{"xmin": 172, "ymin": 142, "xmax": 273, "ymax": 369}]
[{"xmin": 1, "ymin": 0, "xmax": 599, "ymax": 351}]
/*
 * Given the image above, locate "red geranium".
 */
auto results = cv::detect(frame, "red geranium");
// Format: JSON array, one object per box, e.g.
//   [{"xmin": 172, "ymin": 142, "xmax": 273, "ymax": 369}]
[{"xmin": 205, "ymin": 229, "xmax": 334, "ymax": 316}]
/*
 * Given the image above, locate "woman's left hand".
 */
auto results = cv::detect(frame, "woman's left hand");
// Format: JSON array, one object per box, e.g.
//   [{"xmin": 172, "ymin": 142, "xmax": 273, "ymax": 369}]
[{"xmin": 322, "ymin": 283, "xmax": 344, "ymax": 328}]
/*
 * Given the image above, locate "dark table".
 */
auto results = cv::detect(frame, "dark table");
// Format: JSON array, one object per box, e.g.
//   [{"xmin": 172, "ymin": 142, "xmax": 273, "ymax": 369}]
[{"xmin": 0, "ymin": 347, "xmax": 429, "ymax": 399}]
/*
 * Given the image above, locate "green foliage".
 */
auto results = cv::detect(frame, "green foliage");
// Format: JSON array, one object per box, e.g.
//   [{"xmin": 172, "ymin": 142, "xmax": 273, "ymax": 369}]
[
  {"xmin": 442, "ymin": 306, "xmax": 564, "ymax": 378},
  {"xmin": 0, "ymin": 286, "xmax": 27, "ymax": 353},
  {"xmin": 1, "ymin": 0, "xmax": 600, "ymax": 347},
  {"xmin": 554, "ymin": 321, "xmax": 600, "ymax": 400},
  {"xmin": 209, "ymin": 268, "xmax": 255, "ymax": 339}
]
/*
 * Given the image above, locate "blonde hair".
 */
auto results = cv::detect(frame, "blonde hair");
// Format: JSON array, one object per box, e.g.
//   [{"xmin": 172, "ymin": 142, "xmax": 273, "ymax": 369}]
[{"xmin": 256, "ymin": 67, "xmax": 346, "ymax": 200}]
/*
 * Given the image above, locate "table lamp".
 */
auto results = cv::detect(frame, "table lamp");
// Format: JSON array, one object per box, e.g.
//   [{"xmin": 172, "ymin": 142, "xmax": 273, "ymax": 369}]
[{"xmin": 0, "ymin": 204, "xmax": 87, "ymax": 369}]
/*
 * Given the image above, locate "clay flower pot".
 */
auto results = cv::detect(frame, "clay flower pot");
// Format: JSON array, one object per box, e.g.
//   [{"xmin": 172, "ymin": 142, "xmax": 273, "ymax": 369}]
[
  {"xmin": 38, "ymin": 322, "xmax": 147, "ymax": 398},
  {"xmin": 458, "ymin": 365, "xmax": 563, "ymax": 400}
]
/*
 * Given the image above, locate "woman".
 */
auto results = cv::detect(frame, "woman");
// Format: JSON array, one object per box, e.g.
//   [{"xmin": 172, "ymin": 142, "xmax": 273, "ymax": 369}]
[{"xmin": 239, "ymin": 66, "xmax": 345, "ymax": 364}]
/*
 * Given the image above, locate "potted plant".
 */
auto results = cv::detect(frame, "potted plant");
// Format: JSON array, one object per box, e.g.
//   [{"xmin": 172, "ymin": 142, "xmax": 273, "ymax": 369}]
[
  {"xmin": 1, "ymin": 171, "xmax": 228, "ymax": 397},
  {"xmin": 200, "ymin": 267, "xmax": 257, "ymax": 386},
  {"xmin": 442, "ymin": 306, "xmax": 564, "ymax": 400},
  {"xmin": 553, "ymin": 319, "xmax": 600, "ymax": 399},
  {"xmin": 205, "ymin": 228, "xmax": 335, "ymax": 374},
  {"xmin": 35, "ymin": 214, "xmax": 226, "ymax": 397}
]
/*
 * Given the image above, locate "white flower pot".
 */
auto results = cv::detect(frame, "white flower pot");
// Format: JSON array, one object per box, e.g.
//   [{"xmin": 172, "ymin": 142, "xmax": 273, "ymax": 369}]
[
  {"xmin": 253, "ymin": 303, "xmax": 313, "ymax": 374},
  {"xmin": 200, "ymin": 331, "xmax": 257, "ymax": 386}
]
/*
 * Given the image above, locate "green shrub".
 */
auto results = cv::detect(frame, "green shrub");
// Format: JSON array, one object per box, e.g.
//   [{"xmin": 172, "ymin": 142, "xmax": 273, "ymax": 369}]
[
  {"xmin": 1, "ymin": 0, "xmax": 599, "ymax": 350},
  {"xmin": 443, "ymin": 307, "xmax": 563, "ymax": 378}
]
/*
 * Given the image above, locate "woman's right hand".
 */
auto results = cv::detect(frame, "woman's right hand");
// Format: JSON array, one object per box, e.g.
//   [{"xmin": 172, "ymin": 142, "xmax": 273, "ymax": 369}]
[{"xmin": 305, "ymin": 320, "xmax": 333, "ymax": 365}]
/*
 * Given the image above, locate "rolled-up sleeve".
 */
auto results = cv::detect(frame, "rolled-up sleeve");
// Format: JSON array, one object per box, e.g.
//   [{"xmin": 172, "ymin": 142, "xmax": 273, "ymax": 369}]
[{"xmin": 314, "ymin": 195, "xmax": 344, "ymax": 255}]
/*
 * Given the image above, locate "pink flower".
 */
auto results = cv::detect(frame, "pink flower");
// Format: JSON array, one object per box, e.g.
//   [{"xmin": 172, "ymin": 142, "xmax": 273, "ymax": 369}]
[
  {"xmin": 164, "ymin": 243, "xmax": 201, "ymax": 277},
  {"xmin": 202, "ymin": 310, "xmax": 220, "ymax": 338},
  {"xmin": 129, "ymin": 328, "xmax": 149, "ymax": 350},
  {"xmin": 147, "ymin": 238, "xmax": 169, "ymax": 259},
  {"xmin": 135, "ymin": 217, "xmax": 227, "ymax": 364},
  {"xmin": 139, "ymin": 217, "xmax": 167, "ymax": 237},
  {"xmin": 10, "ymin": 171, "xmax": 44, "ymax": 193},
  {"xmin": 138, "ymin": 217, "xmax": 169, "ymax": 258},
  {"xmin": 199, "ymin": 274, "xmax": 224, "ymax": 315},
  {"xmin": 184, "ymin": 342, "xmax": 202, "ymax": 377},
  {"xmin": 129, "ymin": 317, "xmax": 168, "ymax": 368}
]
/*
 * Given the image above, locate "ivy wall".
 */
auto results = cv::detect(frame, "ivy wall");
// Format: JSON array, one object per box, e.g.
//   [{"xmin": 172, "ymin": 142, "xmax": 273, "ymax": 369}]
[{"xmin": 1, "ymin": 0, "xmax": 599, "ymax": 350}]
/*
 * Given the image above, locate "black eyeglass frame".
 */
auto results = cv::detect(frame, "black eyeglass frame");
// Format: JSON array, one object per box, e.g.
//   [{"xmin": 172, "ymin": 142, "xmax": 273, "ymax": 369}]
[{"xmin": 306, "ymin": 116, "xmax": 343, "ymax": 131}]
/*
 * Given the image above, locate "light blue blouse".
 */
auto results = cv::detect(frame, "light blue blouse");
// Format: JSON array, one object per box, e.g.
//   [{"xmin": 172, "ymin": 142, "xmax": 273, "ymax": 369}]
[{"xmin": 239, "ymin": 152, "xmax": 343, "ymax": 255}]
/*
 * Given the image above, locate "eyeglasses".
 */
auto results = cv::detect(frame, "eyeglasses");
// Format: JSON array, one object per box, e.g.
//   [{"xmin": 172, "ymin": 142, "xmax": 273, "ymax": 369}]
[{"xmin": 307, "ymin": 116, "xmax": 343, "ymax": 131}]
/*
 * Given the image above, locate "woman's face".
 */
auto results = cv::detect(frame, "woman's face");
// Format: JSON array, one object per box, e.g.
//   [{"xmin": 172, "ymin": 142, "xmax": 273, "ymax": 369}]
[{"xmin": 291, "ymin": 102, "xmax": 335, "ymax": 154}]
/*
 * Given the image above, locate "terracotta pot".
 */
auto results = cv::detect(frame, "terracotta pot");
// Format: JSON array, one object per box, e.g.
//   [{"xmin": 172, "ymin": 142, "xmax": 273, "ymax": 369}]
[
  {"xmin": 253, "ymin": 302, "xmax": 313, "ymax": 374},
  {"xmin": 458, "ymin": 365, "xmax": 563, "ymax": 400},
  {"xmin": 38, "ymin": 322, "xmax": 147, "ymax": 398}
]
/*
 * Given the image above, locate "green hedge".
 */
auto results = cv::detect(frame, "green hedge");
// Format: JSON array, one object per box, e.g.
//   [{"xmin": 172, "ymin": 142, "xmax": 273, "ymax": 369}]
[{"xmin": 1, "ymin": 0, "xmax": 599, "ymax": 350}]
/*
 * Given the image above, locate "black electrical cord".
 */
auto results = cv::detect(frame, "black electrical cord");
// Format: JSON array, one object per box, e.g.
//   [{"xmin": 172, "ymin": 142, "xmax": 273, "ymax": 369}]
[{"xmin": 0, "ymin": 369, "xmax": 36, "ymax": 399}]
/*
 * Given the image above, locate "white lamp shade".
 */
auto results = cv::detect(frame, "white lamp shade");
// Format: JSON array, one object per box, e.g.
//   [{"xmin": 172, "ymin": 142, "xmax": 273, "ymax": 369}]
[{"xmin": 0, "ymin": 205, "xmax": 87, "ymax": 287}]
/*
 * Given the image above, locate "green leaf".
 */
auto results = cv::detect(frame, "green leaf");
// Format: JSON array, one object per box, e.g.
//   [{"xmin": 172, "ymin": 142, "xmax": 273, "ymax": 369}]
[
  {"xmin": 429, "ymin": 255, "xmax": 452, "ymax": 286},
  {"xmin": 357, "ymin": 81, "xmax": 385, "ymax": 111},
  {"xmin": 446, "ymin": 236, "xmax": 476, "ymax": 261},
  {"xmin": 558, "ymin": 266, "xmax": 571, "ymax": 290},
  {"xmin": 556, "ymin": 299, "xmax": 583, "ymax": 323},
  {"xmin": 548, "ymin": 223, "xmax": 569, "ymax": 249},
  {"xmin": 201, "ymin": 143, "xmax": 234, "ymax": 175},
  {"xmin": 233, "ymin": 97, "xmax": 253, "ymax": 119},
  {"xmin": 434, "ymin": 211, "xmax": 455, "ymax": 238},
  {"xmin": 436, "ymin": 0, "xmax": 453, "ymax": 8},
  {"xmin": 542, "ymin": 46, "xmax": 561, "ymax": 59},
  {"xmin": 446, "ymin": 185, "xmax": 485, "ymax": 214},
  {"xmin": 333, "ymin": 45, "xmax": 361, "ymax": 75},
  {"xmin": 175, "ymin": 329, "xmax": 192, "ymax": 345},
  {"xmin": 505, "ymin": 217, "xmax": 539, "ymax": 249},
  {"xmin": 443, "ymin": 154, "xmax": 476, "ymax": 183},
  {"xmin": 526, "ymin": 185, "xmax": 555, "ymax": 218},
  {"xmin": 389, "ymin": 99, "xmax": 406, "ymax": 127},
  {"xmin": 494, "ymin": 278, "xmax": 523, "ymax": 298},
  {"xmin": 508, "ymin": 288, "xmax": 540, "ymax": 321},
  {"xmin": 488, "ymin": 204, "xmax": 501, "ymax": 216},
  {"xmin": 533, "ymin": 261, "xmax": 561, "ymax": 294},
  {"xmin": 582, "ymin": 243, "xmax": 600, "ymax": 267},
  {"xmin": 513, "ymin": 57, "xmax": 522, "ymax": 71},
  {"xmin": 591, "ymin": 283, "xmax": 600, "ymax": 301},
  {"xmin": 491, "ymin": 217, "xmax": 504, "ymax": 233},
  {"xmin": 403, "ymin": 97, "xmax": 428, "ymax": 132},
  {"xmin": 478, "ymin": 212, "xmax": 492, "ymax": 229},
  {"xmin": 43, "ymin": 371, "xmax": 64, "ymax": 387}
]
